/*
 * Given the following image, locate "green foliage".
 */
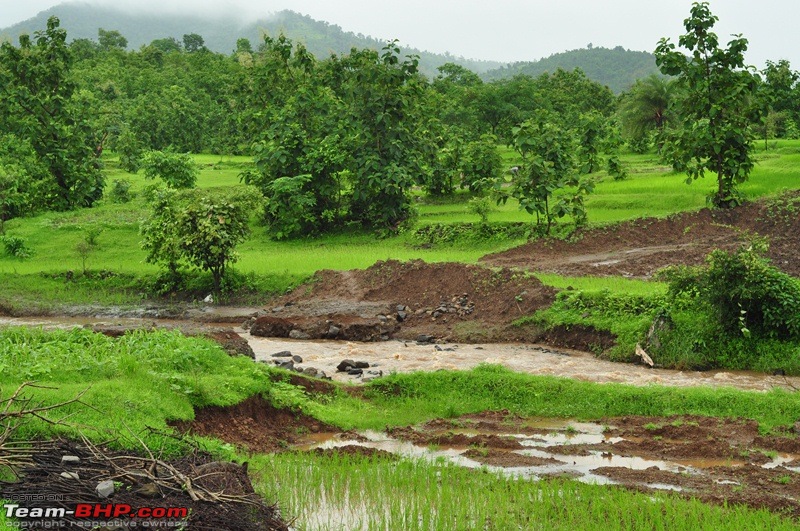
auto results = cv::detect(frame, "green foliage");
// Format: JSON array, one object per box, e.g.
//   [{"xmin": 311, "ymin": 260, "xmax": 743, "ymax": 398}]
[
  {"xmin": 141, "ymin": 150, "xmax": 198, "ymax": 189},
  {"xmin": 107, "ymin": 178, "xmax": 133, "ymax": 203},
  {"xmin": 606, "ymin": 155, "xmax": 628, "ymax": 181},
  {"xmin": 1, "ymin": 234, "xmax": 32, "ymax": 259},
  {"xmin": 340, "ymin": 41, "xmax": 431, "ymax": 230},
  {"xmin": 577, "ymin": 111, "xmax": 606, "ymax": 173},
  {"xmin": 617, "ymin": 74, "xmax": 674, "ymax": 152},
  {"xmin": 466, "ymin": 196, "xmax": 495, "ymax": 224},
  {"xmin": 411, "ymin": 222, "xmax": 531, "ymax": 245},
  {"xmin": 141, "ymin": 187, "xmax": 261, "ymax": 295},
  {"xmin": 0, "ymin": 16, "xmax": 105, "ymax": 211},
  {"xmin": 461, "ymin": 134, "xmax": 502, "ymax": 192},
  {"xmin": 664, "ymin": 241, "xmax": 800, "ymax": 340},
  {"xmin": 499, "ymin": 116, "xmax": 593, "ymax": 234},
  {"xmin": 655, "ymin": 2, "xmax": 760, "ymax": 208},
  {"xmin": 261, "ymin": 174, "xmax": 319, "ymax": 240},
  {"xmin": 111, "ymin": 128, "xmax": 145, "ymax": 173},
  {"xmin": 97, "ymin": 28, "xmax": 127, "ymax": 50}
]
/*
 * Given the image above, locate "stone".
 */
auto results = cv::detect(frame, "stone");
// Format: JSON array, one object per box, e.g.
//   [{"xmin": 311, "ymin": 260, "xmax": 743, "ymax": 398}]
[
  {"xmin": 271, "ymin": 351, "xmax": 293, "ymax": 358},
  {"xmin": 277, "ymin": 360, "xmax": 294, "ymax": 371},
  {"xmin": 396, "ymin": 311, "xmax": 407, "ymax": 322},
  {"xmin": 353, "ymin": 361, "xmax": 370, "ymax": 369},
  {"xmin": 96, "ymin": 480, "xmax": 115, "ymax": 499},
  {"xmin": 326, "ymin": 325, "xmax": 341, "ymax": 338},
  {"xmin": 288, "ymin": 329, "xmax": 311, "ymax": 340},
  {"xmin": 396, "ymin": 304, "xmax": 406, "ymax": 312},
  {"xmin": 416, "ymin": 334, "xmax": 434, "ymax": 344},
  {"xmin": 60, "ymin": 472, "xmax": 80, "ymax": 480},
  {"xmin": 61, "ymin": 455, "xmax": 80, "ymax": 465},
  {"xmin": 347, "ymin": 368, "xmax": 363, "ymax": 376},
  {"xmin": 292, "ymin": 354, "xmax": 303, "ymax": 363},
  {"xmin": 378, "ymin": 315, "xmax": 388, "ymax": 323},
  {"xmin": 302, "ymin": 367, "xmax": 319, "ymax": 377},
  {"xmin": 337, "ymin": 359, "xmax": 356, "ymax": 372}
]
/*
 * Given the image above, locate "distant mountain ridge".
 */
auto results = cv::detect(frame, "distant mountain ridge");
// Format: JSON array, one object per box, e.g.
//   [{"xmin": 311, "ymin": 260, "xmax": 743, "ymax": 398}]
[
  {"xmin": 483, "ymin": 46, "xmax": 660, "ymax": 93},
  {"xmin": 1, "ymin": 3, "xmax": 658, "ymax": 89},
  {"xmin": 0, "ymin": 3, "xmax": 503, "ymax": 75}
]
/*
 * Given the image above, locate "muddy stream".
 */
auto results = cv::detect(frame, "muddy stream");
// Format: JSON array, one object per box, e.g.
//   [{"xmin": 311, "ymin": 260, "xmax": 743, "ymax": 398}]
[{"xmin": 2, "ymin": 314, "xmax": 798, "ymax": 392}]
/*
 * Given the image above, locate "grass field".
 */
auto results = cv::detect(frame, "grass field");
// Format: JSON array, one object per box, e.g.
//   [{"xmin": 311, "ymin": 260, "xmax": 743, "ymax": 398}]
[{"xmin": 0, "ymin": 141, "xmax": 799, "ymax": 309}]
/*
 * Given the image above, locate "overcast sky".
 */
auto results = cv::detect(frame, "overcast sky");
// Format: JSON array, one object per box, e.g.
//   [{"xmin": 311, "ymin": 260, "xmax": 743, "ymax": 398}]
[{"xmin": 1, "ymin": 0, "xmax": 798, "ymax": 68}]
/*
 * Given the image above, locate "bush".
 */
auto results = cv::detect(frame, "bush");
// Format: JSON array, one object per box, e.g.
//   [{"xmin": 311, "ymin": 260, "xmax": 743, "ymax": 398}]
[
  {"xmin": 664, "ymin": 241, "xmax": 800, "ymax": 340},
  {"xmin": 108, "ymin": 178, "xmax": 133, "ymax": 203},
  {"xmin": 141, "ymin": 151, "xmax": 198, "ymax": 189},
  {"xmin": 1, "ymin": 235, "xmax": 31, "ymax": 258}
]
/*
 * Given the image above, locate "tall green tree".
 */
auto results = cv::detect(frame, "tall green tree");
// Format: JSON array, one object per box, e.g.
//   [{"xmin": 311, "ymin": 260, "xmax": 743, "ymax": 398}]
[
  {"xmin": 655, "ymin": 2, "xmax": 760, "ymax": 208},
  {"xmin": 499, "ymin": 115, "xmax": 592, "ymax": 234},
  {"xmin": 0, "ymin": 16, "xmax": 104, "ymax": 211},
  {"xmin": 332, "ymin": 41, "xmax": 432, "ymax": 229}
]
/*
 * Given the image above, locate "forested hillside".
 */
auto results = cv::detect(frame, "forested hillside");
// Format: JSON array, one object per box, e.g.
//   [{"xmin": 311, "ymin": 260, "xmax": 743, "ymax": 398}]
[
  {"xmin": 484, "ymin": 46, "xmax": 660, "ymax": 93},
  {"xmin": 0, "ymin": 4, "xmax": 502, "ymax": 75}
]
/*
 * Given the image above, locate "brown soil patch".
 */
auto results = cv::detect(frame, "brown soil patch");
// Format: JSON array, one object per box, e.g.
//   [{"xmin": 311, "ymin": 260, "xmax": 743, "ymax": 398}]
[
  {"xmin": 386, "ymin": 426, "xmax": 524, "ymax": 449},
  {"xmin": 172, "ymin": 395, "xmax": 334, "ymax": 453},
  {"xmin": 482, "ymin": 196, "xmax": 800, "ymax": 278},
  {"xmin": 257, "ymin": 260, "xmax": 556, "ymax": 343},
  {"xmin": 462, "ymin": 448, "xmax": 562, "ymax": 467}
]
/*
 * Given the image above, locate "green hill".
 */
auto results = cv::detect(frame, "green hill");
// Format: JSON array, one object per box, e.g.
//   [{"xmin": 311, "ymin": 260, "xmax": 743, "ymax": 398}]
[
  {"xmin": 483, "ymin": 46, "xmax": 660, "ymax": 93},
  {"xmin": 0, "ymin": 3, "xmax": 502, "ymax": 76}
]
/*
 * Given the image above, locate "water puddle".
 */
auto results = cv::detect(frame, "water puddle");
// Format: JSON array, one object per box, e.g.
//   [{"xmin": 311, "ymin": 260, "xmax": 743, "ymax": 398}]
[{"xmin": 295, "ymin": 418, "xmax": 799, "ymax": 494}]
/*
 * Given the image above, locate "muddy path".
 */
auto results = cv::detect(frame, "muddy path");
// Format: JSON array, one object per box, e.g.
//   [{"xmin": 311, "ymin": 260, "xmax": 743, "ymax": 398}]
[{"xmin": 481, "ymin": 196, "xmax": 800, "ymax": 278}]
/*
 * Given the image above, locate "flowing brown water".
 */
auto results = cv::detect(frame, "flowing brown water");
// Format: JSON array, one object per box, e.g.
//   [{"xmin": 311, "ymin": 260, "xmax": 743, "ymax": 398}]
[{"xmin": 2, "ymin": 315, "xmax": 798, "ymax": 392}]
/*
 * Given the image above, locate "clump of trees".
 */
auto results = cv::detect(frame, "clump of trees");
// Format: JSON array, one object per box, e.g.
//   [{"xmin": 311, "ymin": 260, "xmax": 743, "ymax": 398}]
[{"xmin": 0, "ymin": 17, "xmax": 104, "ymax": 213}]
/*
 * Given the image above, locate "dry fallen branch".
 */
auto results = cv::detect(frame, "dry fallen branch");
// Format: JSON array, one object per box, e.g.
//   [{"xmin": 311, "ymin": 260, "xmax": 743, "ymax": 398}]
[{"xmin": 0, "ymin": 382, "xmax": 92, "ymax": 477}]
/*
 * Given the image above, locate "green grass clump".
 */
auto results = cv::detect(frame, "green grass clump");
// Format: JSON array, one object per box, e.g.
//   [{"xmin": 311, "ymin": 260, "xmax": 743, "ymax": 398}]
[
  {"xmin": 0, "ymin": 327, "xmax": 278, "ymax": 449},
  {"xmin": 313, "ymin": 365, "xmax": 800, "ymax": 433},
  {"xmin": 253, "ymin": 451, "xmax": 797, "ymax": 530}
]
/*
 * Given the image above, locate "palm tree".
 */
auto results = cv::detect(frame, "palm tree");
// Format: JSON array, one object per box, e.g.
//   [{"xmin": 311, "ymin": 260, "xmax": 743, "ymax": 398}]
[{"xmin": 618, "ymin": 74, "xmax": 675, "ymax": 152}]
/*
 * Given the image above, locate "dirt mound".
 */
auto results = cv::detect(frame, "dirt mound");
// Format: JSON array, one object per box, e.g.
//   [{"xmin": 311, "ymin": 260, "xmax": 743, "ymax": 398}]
[
  {"xmin": 482, "ymin": 195, "xmax": 800, "ymax": 278},
  {"xmin": 172, "ymin": 395, "xmax": 333, "ymax": 453},
  {"xmin": 265, "ymin": 260, "xmax": 556, "ymax": 343}
]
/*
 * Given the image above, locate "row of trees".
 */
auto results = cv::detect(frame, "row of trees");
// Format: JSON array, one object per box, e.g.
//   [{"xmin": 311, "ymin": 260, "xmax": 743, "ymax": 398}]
[{"xmin": 3, "ymin": 4, "xmax": 797, "ymax": 239}]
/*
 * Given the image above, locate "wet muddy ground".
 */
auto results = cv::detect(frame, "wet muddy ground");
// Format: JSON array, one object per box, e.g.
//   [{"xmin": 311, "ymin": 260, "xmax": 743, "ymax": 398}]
[{"xmin": 180, "ymin": 400, "xmax": 800, "ymax": 519}]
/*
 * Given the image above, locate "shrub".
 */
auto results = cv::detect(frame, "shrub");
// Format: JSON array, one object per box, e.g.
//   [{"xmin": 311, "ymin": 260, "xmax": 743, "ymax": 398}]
[
  {"xmin": 1, "ymin": 235, "xmax": 31, "ymax": 258},
  {"xmin": 141, "ymin": 151, "xmax": 198, "ymax": 189},
  {"xmin": 466, "ymin": 196, "xmax": 494, "ymax": 224},
  {"xmin": 2, "ymin": 235, "xmax": 30, "ymax": 257},
  {"xmin": 664, "ymin": 241, "xmax": 800, "ymax": 339},
  {"xmin": 108, "ymin": 179, "xmax": 133, "ymax": 203}
]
